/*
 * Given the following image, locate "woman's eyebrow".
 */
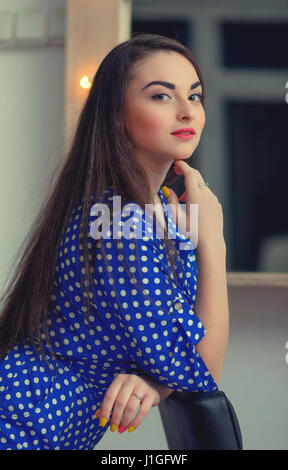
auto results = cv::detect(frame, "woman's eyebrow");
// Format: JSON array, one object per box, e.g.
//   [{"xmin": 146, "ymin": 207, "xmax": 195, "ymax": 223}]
[{"xmin": 141, "ymin": 80, "xmax": 201, "ymax": 91}]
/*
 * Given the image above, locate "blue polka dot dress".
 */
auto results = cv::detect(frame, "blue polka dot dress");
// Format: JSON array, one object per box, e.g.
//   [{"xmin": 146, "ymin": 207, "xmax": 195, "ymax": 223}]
[{"xmin": 0, "ymin": 187, "xmax": 218, "ymax": 450}]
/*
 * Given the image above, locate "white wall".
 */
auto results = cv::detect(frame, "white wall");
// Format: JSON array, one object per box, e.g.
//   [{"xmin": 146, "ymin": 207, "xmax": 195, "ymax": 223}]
[
  {"xmin": 0, "ymin": 0, "xmax": 65, "ymax": 292},
  {"xmin": 221, "ymin": 285, "xmax": 288, "ymax": 450}
]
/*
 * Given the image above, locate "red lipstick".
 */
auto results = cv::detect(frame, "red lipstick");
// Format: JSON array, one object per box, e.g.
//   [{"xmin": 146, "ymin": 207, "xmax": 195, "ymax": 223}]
[
  {"xmin": 171, "ymin": 127, "xmax": 195, "ymax": 135},
  {"xmin": 171, "ymin": 127, "xmax": 195, "ymax": 140}
]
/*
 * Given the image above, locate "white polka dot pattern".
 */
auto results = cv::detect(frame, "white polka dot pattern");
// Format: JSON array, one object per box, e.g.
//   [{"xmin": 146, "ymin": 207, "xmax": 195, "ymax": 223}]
[{"xmin": 0, "ymin": 188, "xmax": 217, "ymax": 450}]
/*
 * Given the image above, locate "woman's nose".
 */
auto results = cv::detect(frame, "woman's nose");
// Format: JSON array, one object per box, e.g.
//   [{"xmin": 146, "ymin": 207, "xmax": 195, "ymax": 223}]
[
  {"xmin": 176, "ymin": 104, "xmax": 194, "ymax": 122},
  {"xmin": 179, "ymin": 113, "xmax": 193, "ymax": 121}
]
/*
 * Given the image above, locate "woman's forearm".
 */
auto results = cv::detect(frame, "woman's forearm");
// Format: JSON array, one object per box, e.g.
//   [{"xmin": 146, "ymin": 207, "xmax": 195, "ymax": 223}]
[
  {"xmin": 194, "ymin": 239, "xmax": 229, "ymax": 384},
  {"xmin": 141, "ymin": 240, "xmax": 229, "ymax": 397}
]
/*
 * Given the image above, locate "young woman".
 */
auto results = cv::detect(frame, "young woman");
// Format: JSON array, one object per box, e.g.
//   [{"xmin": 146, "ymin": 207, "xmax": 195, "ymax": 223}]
[{"xmin": 0, "ymin": 34, "xmax": 229, "ymax": 450}]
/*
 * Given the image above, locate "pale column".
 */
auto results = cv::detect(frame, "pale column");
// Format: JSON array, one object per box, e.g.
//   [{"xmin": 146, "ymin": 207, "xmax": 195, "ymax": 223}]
[{"xmin": 65, "ymin": 0, "xmax": 132, "ymax": 152}]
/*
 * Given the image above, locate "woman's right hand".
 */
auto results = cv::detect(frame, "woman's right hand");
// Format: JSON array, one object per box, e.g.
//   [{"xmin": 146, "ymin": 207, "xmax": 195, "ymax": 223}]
[
  {"xmin": 163, "ymin": 159, "xmax": 225, "ymax": 250},
  {"xmin": 95, "ymin": 373, "xmax": 164, "ymax": 434}
]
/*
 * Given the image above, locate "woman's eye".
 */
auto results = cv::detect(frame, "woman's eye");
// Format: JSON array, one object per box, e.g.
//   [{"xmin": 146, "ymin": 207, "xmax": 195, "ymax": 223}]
[
  {"xmin": 190, "ymin": 93, "xmax": 203, "ymax": 102},
  {"xmin": 151, "ymin": 93, "xmax": 170, "ymax": 101}
]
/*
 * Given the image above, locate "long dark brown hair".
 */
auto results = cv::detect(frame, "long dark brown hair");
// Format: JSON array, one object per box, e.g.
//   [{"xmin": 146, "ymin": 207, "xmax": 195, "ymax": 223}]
[{"xmin": 0, "ymin": 33, "xmax": 205, "ymax": 359}]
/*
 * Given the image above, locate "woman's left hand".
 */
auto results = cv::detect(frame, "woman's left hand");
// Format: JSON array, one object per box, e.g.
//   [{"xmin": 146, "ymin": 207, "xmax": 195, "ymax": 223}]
[{"xmin": 95, "ymin": 373, "xmax": 163, "ymax": 434}]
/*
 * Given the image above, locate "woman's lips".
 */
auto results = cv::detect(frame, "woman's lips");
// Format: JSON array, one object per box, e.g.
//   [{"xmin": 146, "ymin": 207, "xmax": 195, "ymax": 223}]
[
  {"xmin": 171, "ymin": 133, "xmax": 195, "ymax": 140},
  {"xmin": 171, "ymin": 128, "xmax": 195, "ymax": 140}
]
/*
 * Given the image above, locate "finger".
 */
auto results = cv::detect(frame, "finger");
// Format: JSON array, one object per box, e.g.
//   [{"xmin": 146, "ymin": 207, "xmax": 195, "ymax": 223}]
[
  {"xmin": 174, "ymin": 158, "xmax": 202, "ymax": 178},
  {"xmin": 125, "ymin": 396, "xmax": 154, "ymax": 433},
  {"xmin": 118, "ymin": 393, "xmax": 144, "ymax": 432},
  {"xmin": 179, "ymin": 190, "xmax": 186, "ymax": 202},
  {"xmin": 109, "ymin": 384, "xmax": 140, "ymax": 432},
  {"xmin": 173, "ymin": 169, "xmax": 201, "ymax": 204},
  {"xmin": 97, "ymin": 374, "xmax": 124, "ymax": 427},
  {"xmin": 162, "ymin": 187, "xmax": 182, "ymax": 225},
  {"xmin": 163, "ymin": 187, "xmax": 194, "ymax": 238},
  {"xmin": 174, "ymin": 159, "xmax": 205, "ymax": 189},
  {"xmin": 173, "ymin": 161, "xmax": 218, "ymax": 212}
]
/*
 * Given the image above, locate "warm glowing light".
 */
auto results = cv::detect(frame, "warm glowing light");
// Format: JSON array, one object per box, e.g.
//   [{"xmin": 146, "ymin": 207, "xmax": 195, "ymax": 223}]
[{"xmin": 80, "ymin": 75, "xmax": 92, "ymax": 89}]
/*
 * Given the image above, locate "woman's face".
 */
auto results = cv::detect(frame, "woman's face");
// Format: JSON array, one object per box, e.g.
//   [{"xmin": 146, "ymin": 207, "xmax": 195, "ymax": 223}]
[{"xmin": 124, "ymin": 50, "xmax": 205, "ymax": 168}]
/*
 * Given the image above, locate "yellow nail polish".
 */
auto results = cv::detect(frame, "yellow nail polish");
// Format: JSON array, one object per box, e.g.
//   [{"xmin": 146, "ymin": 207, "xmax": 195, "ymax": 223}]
[
  {"xmin": 128, "ymin": 426, "xmax": 135, "ymax": 433},
  {"xmin": 95, "ymin": 409, "xmax": 100, "ymax": 419},
  {"xmin": 161, "ymin": 186, "xmax": 170, "ymax": 199},
  {"xmin": 110, "ymin": 423, "xmax": 117, "ymax": 432},
  {"xmin": 99, "ymin": 417, "xmax": 107, "ymax": 427}
]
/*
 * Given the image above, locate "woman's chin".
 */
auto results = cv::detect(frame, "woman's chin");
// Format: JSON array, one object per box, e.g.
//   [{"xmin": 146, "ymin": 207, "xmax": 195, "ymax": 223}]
[{"xmin": 173, "ymin": 154, "xmax": 193, "ymax": 161}]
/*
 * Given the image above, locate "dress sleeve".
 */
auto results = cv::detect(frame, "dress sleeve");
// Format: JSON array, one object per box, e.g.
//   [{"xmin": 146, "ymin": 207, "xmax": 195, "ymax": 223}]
[{"xmin": 90, "ymin": 202, "xmax": 218, "ymax": 393}]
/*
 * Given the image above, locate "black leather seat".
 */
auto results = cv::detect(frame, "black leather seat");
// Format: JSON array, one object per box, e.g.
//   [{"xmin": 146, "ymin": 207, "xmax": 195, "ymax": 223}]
[{"xmin": 158, "ymin": 390, "xmax": 243, "ymax": 450}]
